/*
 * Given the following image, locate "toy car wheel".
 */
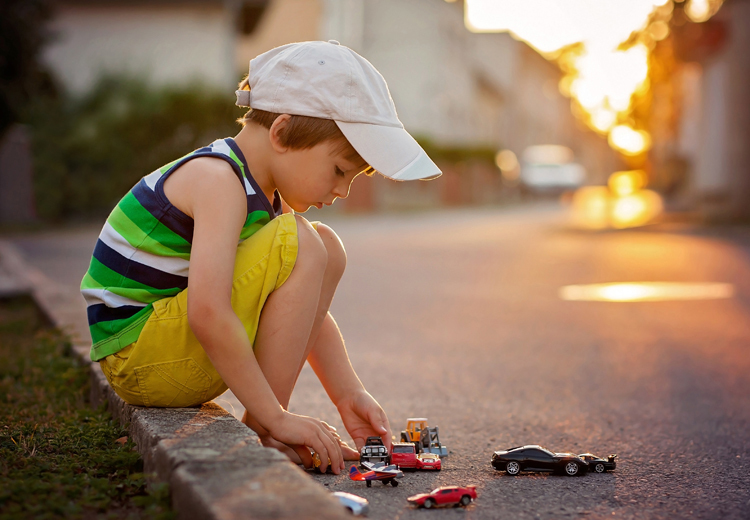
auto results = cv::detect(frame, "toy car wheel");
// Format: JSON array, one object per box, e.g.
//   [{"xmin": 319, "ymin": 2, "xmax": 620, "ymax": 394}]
[
  {"xmin": 595, "ymin": 463, "xmax": 605, "ymax": 473},
  {"xmin": 506, "ymin": 461, "xmax": 521, "ymax": 475},
  {"xmin": 366, "ymin": 481, "xmax": 371, "ymax": 488},
  {"xmin": 424, "ymin": 499, "xmax": 435, "ymax": 509},
  {"xmin": 565, "ymin": 462, "xmax": 580, "ymax": 476},
  {"xmin": 460, "ymin": 495, "xmax": 472, "ymax": 506},
  {"xmin": 391, "ymin": 479, "xmax": 399, "ymax": 487}
]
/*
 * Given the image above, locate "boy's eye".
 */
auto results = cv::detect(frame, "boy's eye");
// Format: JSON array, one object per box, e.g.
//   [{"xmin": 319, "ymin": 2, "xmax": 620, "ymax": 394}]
[{"xmin": 334, "ymin": 166, "xmax": 345, "ymax": 177}]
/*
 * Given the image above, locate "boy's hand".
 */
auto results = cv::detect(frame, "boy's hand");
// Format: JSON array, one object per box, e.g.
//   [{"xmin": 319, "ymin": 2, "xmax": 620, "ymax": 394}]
[
  {"xmin": 268, "ymin": 411, "xmax": 345, "ymax": 474},
  {"xmin": 336, "ymin": 390, "xmax": 392, "ymax": 455}
]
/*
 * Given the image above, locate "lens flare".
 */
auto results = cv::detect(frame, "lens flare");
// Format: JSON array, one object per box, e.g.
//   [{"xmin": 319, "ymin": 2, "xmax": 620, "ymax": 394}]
[
  {"xmin": 610, "ymin": 191, "xmax": 663, "ymax": 228},
  {"xmin": 496, "ymin": 149, "xmax": 519, "ymax": 172},
  {"xmin": 571, "ymin": 172, "xmax": 662, "ymax": 229},
  {"xmin": 609, "ymin": 125, "xmax": 652, "ymax": 156},
  {"xmin": 464, "ymin": 0, "xmax": 724, "ymax": 156},
  {"xmin": 608, "ymin": 170, "xmax": 647, "ymax": 196},
  {"xmin": 496, "ymin": 149, "xmax": 521, "ymax": 183},
  {"xmin": 571, "ymin": 186, "xmax": 611, "ymax": 230},
  {"xmin": 686, "ymin": 0, "xmax": 713, "ymax": 21}
]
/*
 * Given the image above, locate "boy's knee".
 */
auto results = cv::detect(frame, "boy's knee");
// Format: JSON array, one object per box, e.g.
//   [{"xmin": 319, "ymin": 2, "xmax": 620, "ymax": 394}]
[
  {"xmin": 295, "ymin": 215, "xmax": 328, "ymax": 271},
  {"xmin": 316, "ymin": 224, "xmax": 347, "ymax": 279}
]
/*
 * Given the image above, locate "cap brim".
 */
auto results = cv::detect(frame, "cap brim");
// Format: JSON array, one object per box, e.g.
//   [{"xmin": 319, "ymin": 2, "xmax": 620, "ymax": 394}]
[{"xmin": 335, "ymin": 121, "xmax": 442, "ymax": 181}]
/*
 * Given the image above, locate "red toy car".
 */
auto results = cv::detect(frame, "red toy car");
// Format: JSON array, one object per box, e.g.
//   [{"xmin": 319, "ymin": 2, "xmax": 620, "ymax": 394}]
[
  {"xmin": 390, "ymin": 443, "xmax": 442, "ymax": 470},
  {"xmin": 416, "ymin": 453, "xmax": 442, "ymax": 470},
  {"xmin": 407, "ymin": 485, "xmax": 477, "ymax": 509}
]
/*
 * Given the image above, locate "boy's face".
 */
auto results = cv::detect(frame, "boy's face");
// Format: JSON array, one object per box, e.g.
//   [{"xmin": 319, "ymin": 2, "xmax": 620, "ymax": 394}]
[{"xmin": 272, "ymin": 140, "xmax": 368, "ymax": 213}]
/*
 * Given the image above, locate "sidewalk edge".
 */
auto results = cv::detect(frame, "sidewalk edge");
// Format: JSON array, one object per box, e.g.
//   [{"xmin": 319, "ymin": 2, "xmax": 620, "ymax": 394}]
[{"xmin": 0, "ymin": 239, "xmax": 349, "ymax": 520}]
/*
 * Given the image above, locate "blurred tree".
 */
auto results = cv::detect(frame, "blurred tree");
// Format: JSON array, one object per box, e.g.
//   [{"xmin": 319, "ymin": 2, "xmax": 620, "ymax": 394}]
[
  {"xmin": 0, "ymin": 0, "xmax": 55, "ymax": 140},
  {"xmin": 26, "ymin": 76, "xmax": 243, "ymax": 220}
]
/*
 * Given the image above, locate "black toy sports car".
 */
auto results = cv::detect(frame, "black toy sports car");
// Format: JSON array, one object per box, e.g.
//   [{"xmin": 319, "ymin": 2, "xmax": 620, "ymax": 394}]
[
  {"xmin": 578, "ymin": 453, "xmax": 617, "ymax": 473},
  {"xmin": 491, "ymin": 445, "xmax": 588, "ymax": 476}
]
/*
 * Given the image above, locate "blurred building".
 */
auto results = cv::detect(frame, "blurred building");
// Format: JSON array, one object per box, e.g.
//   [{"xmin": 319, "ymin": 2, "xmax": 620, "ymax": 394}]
[
  {"xmin": 44, "ymin": 0, "xmax": 617, "ymax": 210},
  {"xmin": 44, "ymin": 0, "xmax": 270, "ymax": 94},
  {"xmin": 671, "ymin": 0, "xmax": 750, "ymax": 220}
]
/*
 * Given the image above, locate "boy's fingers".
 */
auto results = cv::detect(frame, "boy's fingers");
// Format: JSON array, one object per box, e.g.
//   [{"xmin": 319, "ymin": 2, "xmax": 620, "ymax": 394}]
[
  {"xmin": 311, "ymin": 437, "xmax": 330, "ymax": 474},
  {"xmin": 321, "ymin": 421, "xmax": 337, "ymax": 433},
  {"xmin": 314, "ymin": 424, "xmax": 340, "ymax": 474},
  {"xmin": 368, "ymin": 408, "xmax": 389, "ymax": 434},
  {"xmin": 368, "ymin": 408, "xmax": 392, "ymax": 450},
  {"xmin": 292, "ymin": 444, "xmax": 313, "ymax": 468},
  {"xmin": 321, "ymin": 422, "xmax": 344, "ymax": 445},
  {"xmin": 323, "ymin": 429, "xmax": 344, "ymax": 472}
]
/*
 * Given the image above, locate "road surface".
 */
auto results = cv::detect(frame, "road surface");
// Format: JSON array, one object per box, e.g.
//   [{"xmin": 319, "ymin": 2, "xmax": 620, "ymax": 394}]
[{"xmin": 10, "ymin": 204, "xmax": 750, "ymax": 519}]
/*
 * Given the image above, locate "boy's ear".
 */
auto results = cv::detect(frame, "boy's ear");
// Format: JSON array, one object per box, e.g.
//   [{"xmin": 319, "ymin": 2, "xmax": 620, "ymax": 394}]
[{"xmin": 268, "ymin": 114, "xmax": 292, "ymax": 153}]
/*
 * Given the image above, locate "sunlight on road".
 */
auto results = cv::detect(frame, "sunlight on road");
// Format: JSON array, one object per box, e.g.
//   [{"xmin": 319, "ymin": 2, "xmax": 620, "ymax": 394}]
[{"xmin": 559, "ymin": 282, "xmax": 735, "ymax": 302}]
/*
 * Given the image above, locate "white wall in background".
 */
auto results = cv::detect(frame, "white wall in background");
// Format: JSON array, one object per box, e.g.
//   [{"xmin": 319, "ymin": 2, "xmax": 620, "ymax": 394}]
[{"xmin": 44, "ymin": 4, "xmax": 236, "ymax": 94}]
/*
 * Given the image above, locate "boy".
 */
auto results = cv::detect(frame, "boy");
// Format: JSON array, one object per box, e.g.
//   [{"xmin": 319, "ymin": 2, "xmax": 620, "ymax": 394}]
[{"xmin": 81, "ymin": 40, "xmax": 441, "ymax": 474}]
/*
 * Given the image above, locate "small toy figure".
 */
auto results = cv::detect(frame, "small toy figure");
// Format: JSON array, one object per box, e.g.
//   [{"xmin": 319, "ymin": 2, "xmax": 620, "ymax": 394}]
[
  {"xmin": 407, "ymin": 486, "xmax": 477, "ymax": 509},
  {"xmin": 349, "ymin": 462, "xmax": 403, "ymax": 487},
  {"xmin": 359, "ymin": 436, "xmax": 390, "ymax": 465},
  {"xmin": 332, "ymin": 492, "xmax": 369, "ymax": 516},
  {"xmin": 390, "ymin": 442, "xmax": 442, "ymax": 470},
  {"xmin": 578, "ymin": 453, "xmax": 617, "ymax": 473},
  {"xmin": 491, "ymin": 445, "xmax": 588, "ymax": 476},
  {"xmin": 400, "ymin": 418, "xmax": 448, "ymax": 456}
]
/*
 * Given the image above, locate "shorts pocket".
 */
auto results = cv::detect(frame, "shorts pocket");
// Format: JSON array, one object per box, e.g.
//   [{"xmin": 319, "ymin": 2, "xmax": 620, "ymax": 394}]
[{"xmin": 134, "ymin": 358, "xmax": 211, "ymax": 407}]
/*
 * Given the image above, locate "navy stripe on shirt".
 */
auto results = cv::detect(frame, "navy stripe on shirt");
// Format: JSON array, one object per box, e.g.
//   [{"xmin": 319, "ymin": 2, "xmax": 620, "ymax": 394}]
[
  {"xmin": 87, "ymin": 303, "xmax": 145, "ymax": 325},
  {"xmin": 132, "ymin": 180, "xmax": 194, "ymax": 243},
  {"xmin": 93, "ymin": 240, "xmax": 188, "ymax": 291}
]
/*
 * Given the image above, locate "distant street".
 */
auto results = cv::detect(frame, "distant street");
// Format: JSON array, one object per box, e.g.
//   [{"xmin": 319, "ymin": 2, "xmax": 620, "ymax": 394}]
[{"xmin": 11, "ymin": 203, "xmax": 750, "ymax": 519}]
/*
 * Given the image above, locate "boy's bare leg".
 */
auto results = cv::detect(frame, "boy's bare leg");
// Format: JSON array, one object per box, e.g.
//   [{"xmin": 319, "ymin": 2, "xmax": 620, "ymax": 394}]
[
  {"xmin": 242, "ymin": 218, "xmax": 348, "ymax": 461},
  {"xmin": 293, "ymin": 223, "xmax": 347, "ymax": 380}
]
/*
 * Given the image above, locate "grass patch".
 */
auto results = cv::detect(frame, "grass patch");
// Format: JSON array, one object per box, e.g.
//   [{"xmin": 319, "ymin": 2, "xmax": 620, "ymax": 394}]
[{"xmin": 0, "ymin": 296, "xmax": 174, "ymax": 520}]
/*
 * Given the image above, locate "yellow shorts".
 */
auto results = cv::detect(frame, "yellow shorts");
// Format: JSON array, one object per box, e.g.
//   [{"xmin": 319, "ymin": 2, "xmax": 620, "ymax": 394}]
[{"xmin": 99, "ymin": 213, "xmax": 299, "ymax": 408}]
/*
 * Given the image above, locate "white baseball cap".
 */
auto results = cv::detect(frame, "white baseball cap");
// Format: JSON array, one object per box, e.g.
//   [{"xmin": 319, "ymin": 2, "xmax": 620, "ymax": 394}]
[{"xmin": 236, "ymin": 40, "xmax": 442, "ymax": 181}]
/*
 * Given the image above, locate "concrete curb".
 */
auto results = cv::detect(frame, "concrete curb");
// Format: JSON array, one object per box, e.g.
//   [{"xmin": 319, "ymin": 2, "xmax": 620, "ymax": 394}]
[{"xmin": 0, "ymin": 239, "xmax": 349, "ymax": 520}]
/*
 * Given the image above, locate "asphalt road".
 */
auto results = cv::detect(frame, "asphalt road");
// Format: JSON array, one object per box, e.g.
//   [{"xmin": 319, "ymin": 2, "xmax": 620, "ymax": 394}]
[
  {"xmin": 293, "ymin": 205, "xmax": 750, "ymax": 520},
  {"xmin": 10, "ymin": 204, "xmax": 750, "ymax": 519}
]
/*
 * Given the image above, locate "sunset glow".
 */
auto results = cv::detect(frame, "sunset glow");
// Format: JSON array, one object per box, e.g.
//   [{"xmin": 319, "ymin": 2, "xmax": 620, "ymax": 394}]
[{"xmin": 464, "ymin": 0, "xmax": 724, "ymax": 156}]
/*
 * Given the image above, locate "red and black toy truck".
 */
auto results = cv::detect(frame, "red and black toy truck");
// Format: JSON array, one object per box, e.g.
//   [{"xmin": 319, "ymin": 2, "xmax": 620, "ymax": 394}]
[
  {"xmin": 390, "ymin": 442, "xmax": 419, "ymax": 469},
  {"xmin": 390, "ymin": 442, "xmax": 443, "ymax": 470}
]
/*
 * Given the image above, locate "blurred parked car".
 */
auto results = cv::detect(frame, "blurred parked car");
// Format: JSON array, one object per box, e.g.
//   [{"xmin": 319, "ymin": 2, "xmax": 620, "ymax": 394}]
[{"xmin": 520, "ymin": 145, "xmax": 586, "ymax": 194}]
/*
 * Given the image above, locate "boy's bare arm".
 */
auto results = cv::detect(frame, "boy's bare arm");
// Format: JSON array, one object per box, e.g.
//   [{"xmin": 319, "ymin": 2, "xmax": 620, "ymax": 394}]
[
  {"xmin": 165, "ymin": 159, "xmax": 343, "ymax": 472},
  {"xmin": 306, "ymin": 313, "xmax": 364, "ymax": 403},
  {"xmin": 307, "ymin": 312, "xmax": 392, "ymax": 450}
]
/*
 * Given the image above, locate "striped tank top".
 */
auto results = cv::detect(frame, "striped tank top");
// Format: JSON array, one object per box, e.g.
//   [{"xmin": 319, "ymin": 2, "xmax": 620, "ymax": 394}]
[{"xmin": 81, "ymin": 137, "xmax": 281, "ymax": 361}]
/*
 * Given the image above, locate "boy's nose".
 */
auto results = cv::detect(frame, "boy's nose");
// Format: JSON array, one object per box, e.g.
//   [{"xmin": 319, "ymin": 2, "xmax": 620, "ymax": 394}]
[{"xmin": 332, "ymin": 182, "xmax": 350, "ymax": 199}]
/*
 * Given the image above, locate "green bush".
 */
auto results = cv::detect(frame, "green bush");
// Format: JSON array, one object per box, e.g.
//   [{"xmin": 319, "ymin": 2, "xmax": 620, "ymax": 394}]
[
  {"xmin": 414, "ymin": 135, "xmax": 498, "ymax": 166},
  {"xmin": 24, "ymin": 77, "xmax": 245, "ymax": 220}
]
